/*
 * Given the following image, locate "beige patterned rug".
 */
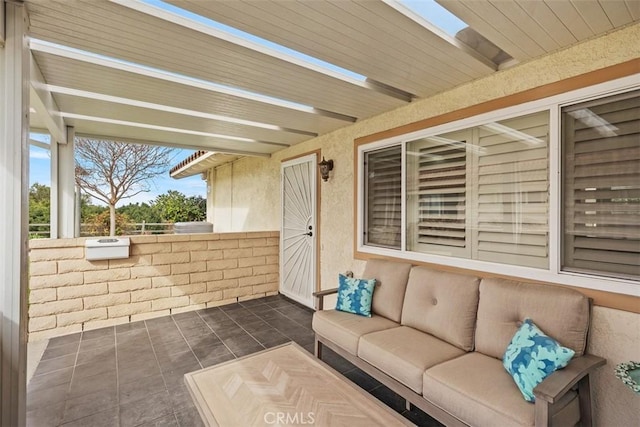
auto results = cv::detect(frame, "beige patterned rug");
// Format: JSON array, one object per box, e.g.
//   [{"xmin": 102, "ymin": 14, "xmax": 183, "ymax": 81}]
[{"xmin": 185, "ymin": 342, "xmax": 413, "ymax": 427}]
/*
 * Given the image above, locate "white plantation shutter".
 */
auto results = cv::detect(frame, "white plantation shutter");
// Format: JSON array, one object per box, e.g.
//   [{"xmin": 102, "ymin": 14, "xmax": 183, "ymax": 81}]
[
  {"xmin": 365, "ymin": 146, "xmax": 401, "ymax": 248},
  {"xmin": 474, "ymin": 112, "xmax": 549, "ymax": 268},
  {"xmin": 408, "ymin": 131, "xmax": 470, "ymax": 257},
  {"xmin": 562, "ymin": 91, "xmax": 640, "ymax": 279}
]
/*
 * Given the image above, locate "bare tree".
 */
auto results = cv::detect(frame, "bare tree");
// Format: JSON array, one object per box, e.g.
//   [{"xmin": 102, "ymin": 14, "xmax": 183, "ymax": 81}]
[{"xmin": 75, "ymin": 138, "xmax": 175, "ymax": 236}]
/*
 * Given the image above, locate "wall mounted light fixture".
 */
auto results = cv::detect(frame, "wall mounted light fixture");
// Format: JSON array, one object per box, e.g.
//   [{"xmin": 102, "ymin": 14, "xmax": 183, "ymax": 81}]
[{"xmin": 318, "ymin": 157, "xmax": 334, "ymax": 182}]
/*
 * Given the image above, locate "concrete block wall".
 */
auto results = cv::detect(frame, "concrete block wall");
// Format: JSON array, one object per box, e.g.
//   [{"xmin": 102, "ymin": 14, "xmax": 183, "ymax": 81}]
[{"xmin": 28, "ymin": 231, "xmax": 280, "ymax": 341}]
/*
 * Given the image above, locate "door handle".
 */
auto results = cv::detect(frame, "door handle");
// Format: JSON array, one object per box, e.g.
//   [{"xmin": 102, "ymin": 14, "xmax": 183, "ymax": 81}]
[{"xmin": 305, "ymin": 231, "xmax": 313, "ymax": 237}]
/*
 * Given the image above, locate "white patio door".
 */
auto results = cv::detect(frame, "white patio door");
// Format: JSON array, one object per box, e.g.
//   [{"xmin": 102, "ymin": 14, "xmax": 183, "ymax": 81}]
[{"xmin": 280, "ymin": 154, "xmax": 317, "ymax": 308}]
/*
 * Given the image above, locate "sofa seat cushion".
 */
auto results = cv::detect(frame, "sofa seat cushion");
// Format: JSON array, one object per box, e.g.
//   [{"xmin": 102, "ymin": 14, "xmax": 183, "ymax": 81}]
[
  {"xmin": 358, "ymin": 326, "xmax": 465, "ymax": 393},
  {"xmin": 312, "ymin": 309, "xmax": 398, "ymax": 355},
  {"xmin": 423, "ymin": 352, "xmax": 578, "ymax": 427}
]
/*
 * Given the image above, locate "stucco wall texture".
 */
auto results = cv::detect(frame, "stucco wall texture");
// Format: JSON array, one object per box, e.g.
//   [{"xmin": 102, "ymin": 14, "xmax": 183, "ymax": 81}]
[{"xmin": 208, "ymin": 24, "xmax": 640, "ymax": 426}]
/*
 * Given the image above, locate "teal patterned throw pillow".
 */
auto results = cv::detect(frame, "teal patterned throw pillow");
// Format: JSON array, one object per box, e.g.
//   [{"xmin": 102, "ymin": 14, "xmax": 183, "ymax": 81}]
[
  {"xmin": 335, "ymin": 274, "xmax": 376, "ymax": 317},
  {"xmin": 503, "ymin": 318, "xmax": 575, "ymax": 402}
]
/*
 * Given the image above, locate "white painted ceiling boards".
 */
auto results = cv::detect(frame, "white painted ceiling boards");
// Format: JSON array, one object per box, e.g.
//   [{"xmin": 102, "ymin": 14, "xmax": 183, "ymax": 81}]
[{"xmin": 26, "ymin": 0, "xmax": 639, "ymax": 174}]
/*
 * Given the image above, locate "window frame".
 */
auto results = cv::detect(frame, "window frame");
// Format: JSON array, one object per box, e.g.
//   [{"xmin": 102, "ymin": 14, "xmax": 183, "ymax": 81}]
[{"xmin": 356, "ymin": 74, "xmax": 640, "ymax": 297}]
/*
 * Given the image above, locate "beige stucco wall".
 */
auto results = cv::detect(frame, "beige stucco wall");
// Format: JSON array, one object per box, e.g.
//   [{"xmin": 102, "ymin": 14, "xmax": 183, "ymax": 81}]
[
  {"xmin": 207, "ymin": 23, "xmax": 640, "ymax": 426},
  {"xmin": 588, "ymin": 307, "xmax": 640, "ymax": 426},
  {"xmin": 28, "ymin": 232, "xmax": 279, "ymax": 341}
]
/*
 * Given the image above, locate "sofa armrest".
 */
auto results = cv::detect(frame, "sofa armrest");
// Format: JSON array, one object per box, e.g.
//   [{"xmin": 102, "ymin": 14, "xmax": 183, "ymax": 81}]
[
  {"xmin": 533, "ymin": 354, "xmax": 606, "ymax": 404},
  {"xmin": 313, "ymin": 287, "xmax": 338, "ymax": 310}
]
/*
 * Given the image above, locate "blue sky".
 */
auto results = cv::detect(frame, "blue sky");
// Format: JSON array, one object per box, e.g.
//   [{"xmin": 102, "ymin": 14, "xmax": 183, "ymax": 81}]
[{"xmin": 29, "ymin": 138, "xmax": 206, "ymax": 206}]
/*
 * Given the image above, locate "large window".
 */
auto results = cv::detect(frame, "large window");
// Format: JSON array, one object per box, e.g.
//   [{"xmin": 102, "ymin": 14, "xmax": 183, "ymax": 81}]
[
  {"xmin": 359, "ymin": 86, "xmax": 639, "ymax": 288},
  {"xmin": 562, "ymin": 90, "xmax": 640, "ymax": 280}
]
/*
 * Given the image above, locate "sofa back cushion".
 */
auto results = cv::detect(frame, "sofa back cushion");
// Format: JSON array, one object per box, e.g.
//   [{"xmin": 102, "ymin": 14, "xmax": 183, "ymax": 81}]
[
  {"xmin": 475, "ymin": 278, "xmax": 590, "ymax": 359},
  {"xmin": 401, "ymin": 267, "xmax": 480, "ymax": 351},
  {"xmin": 363, "ymin": 259, "xmax": 412, "ymax": 322}
]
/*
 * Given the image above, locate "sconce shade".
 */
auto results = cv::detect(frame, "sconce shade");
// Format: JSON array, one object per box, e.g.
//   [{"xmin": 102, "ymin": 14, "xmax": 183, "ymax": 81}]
[{"xmin": 318, "ymin": 157, "xmax": 334, "ymax": 182}]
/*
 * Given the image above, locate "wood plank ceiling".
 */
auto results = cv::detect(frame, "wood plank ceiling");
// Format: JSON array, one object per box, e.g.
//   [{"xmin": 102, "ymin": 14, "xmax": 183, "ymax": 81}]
[{"xmin": 25, "ymin": 0, "xmax": 639, "ymax": 174}]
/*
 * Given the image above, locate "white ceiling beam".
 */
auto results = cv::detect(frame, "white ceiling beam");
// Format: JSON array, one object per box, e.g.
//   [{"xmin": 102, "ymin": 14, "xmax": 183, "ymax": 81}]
[
  {"xmin": 29, "ymin": 39, "xmax": 357, "ymax": 123},
  {"xmin": 74, "ymin": 132, "xmax": 271, "ymax": 159},
  {"xmin": 383, "ymin": 0, "xmax": 497, "ymax": 71},
  {"xmin": 30, "ymin": 53, "xmax": 67, "ymax": 144},
  {"xmin": 47, "ymin": 85, "xmax": 317, "ymax": 137},
  {"xmin": 60, "ymin": 113, "xmax": 289, "ymax": 148}
]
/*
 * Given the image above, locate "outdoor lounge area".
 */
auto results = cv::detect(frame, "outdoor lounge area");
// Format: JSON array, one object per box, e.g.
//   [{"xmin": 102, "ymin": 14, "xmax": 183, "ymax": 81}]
[{"xmin": 1, "ymin": 1, "xmax": 639, "ymax": 427}]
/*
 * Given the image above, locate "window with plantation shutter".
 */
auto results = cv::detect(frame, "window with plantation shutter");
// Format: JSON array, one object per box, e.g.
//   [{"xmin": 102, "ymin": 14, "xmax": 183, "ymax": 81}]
[
  {"xmin": 365, "ymin": 146, "xmax": 401, "ymax": 249},
  {"xmin": 407, "ymin": 130, "xmax": 470, "ymax": 257},
  {"xmin": 562, "ymin": 91, "xmax": 640, "ymax": 280},
  {"xmin": 474, "ymin": 112, "xmax": 549, "ymax": 268},
  {"xmin": 359, "ymin": 84, "xmax": 637, "ymax": 291}
]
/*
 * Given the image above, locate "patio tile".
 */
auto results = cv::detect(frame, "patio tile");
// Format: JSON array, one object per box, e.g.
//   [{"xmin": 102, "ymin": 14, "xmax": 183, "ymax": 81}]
[
  {"xmin": 41, "ymin": 342, "xmax": 79, "ymax": 361},
  {"xmin": 26, "ymin": 401, "xmax": 65, "ymax": 427},
  {"xmin": 139, "ymin": 414, "xmax": 179, "ymax": 427},
  {"xmin": 145, "ymin": 316, "xmax": 176, "ymax": 329},
  {"xmin": 175, "ymin": 406, "xmax": 205, "ymax": 427},
  {"xmin": 192, "ymin": 340, "xmax": 233, "ymax": 361},
  {"xmin": 177, "ymin": 323, "xmax": 213, "ymax": 338},
  {"xmin": 188, "ymin": 336, "xmax": 222, "ymax": 358},
  {"xmin": 161, "ymin": 361, "xmax": 203, "ymax": 388},
  {"xmin": 116, "ymin": 341, "xmax": 153, "ymax": 361},
  {"xmin": 167, "ymin": 384, "xmax": 196, "ymax": 411},
  {"xmin": 239, "ymin": 298, "xmax": 268, "ymax": 308},
  {"xmin": 156, "ymin": 350, "xmax": 199, "ymax": 372},
  {"xmin": 116, "ymin": 320, "xmax": 147, "ymax": 333},
  {"xmin": 152, "ymin": 338, "xmax": 191, "ymax": 357},
  {"xmin": 201, "ymin": 316, "xmax": 236, "ymax": 330},
  {"xmin": 27, "ymin": 366, "xmax": 73, "ymax": 393},
  {"xmin": 81, "ymin": 326, "xmax": 114, "ymax": 341},
  {"xmin": 223, "ymin": 335, "xmax": 264, "ymax": 357},
  {"xmin": 47, "ymin": 333, "xmax": 81, "ymax": 348},
  {"xmin": 33, "ymin": 353, "xmax": 76, "ymax": 376},
  {"xmin": 261, "ymin": 336, "xmax": 292, "ymax": 349},
  {"xmin": 116, "ymin": 328, "xmax": 149, "ymax": 345},
  {"xmin": 117, "ymin": 343, "xmax": 155, "ymax": 359},
  {"xmin": 72, "ymin": 358, "xmax": 116, "ymax": 380},
  {"xmin": 246, "ymin": 304, "xmax": 275, "ymax": 315},
  {"xmin": 213, "ymin": 325, "xmax": 247, "ymax": 340},
  {"xmin": 75, "ymin": 346, "xmax": 115, "ymax": 366},
  {"xmin": 119, "ymin": 373, "xmax": 167, "ymax": 406},
  {"xmin": 173, "ymin": 311, "xmax": 200, "ymax": 321},
  {"xmin": 68, "ymin": 371, "xmax": 117, "ymax": 398},
  {"xmin": 119, "ymin": 390, "xmax": 173, "ymax": 427},
  {"xmin": 59, "ymin": 407, "xmax": 119, "ymax": 427},
  {"xmin": 78, "ymin": 335, "xmax": 114, "ymax": 352},
  {"xmin": 149, "ymin": 329, "xmax": 184, "ymax": 344},
  {"xmin": 199, "ymin": 351, "xmax": 235, "ymax": 368},
  {"xmin": 62, "ymin": 389, "xmax": 117, "ymax": 424},
  {"xmin": 117, "ymin": 351, "xmax": 157, "ymax": 370},
  {"xmin": 249, "ymin": 328, "xmax": 289, "ymax": 345},
  {"xmin": 240, "ymin": 319, "xmax": 273, "ymax": 334},
  {"xmin": 26, "ymin": 382, "xmax": 68, "ymax": 411},
  {"xmin": 344, "ymin": 368, "xmax": 383, "ymax": 392},
  {"xmin": 119, "ymin": 364, "xmax": 163, "ymax": 386}
]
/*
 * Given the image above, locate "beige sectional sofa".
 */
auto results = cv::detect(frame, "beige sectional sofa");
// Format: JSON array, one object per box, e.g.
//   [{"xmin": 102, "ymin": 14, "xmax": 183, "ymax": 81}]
[{"xmin": 312, "ymin": 259, "xmax": 606, "ymax": 427}]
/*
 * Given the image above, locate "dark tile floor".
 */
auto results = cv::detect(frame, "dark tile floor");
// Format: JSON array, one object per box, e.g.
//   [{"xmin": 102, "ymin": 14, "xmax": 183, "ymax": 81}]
[{"xmin": 27, "ymin": 294, "xmax": 441, "ymax": 427}]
